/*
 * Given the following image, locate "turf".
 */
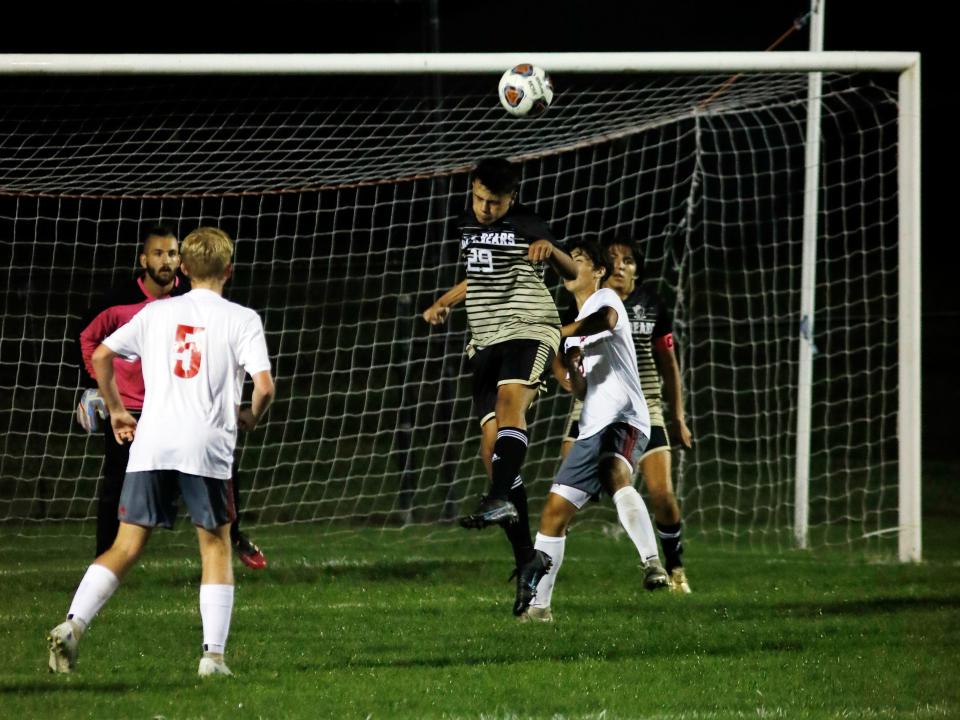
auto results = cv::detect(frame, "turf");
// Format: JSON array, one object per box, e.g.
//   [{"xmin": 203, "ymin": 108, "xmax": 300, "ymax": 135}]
[{"xmin": 1, "ymin": 511, "xmax": 958, "ymax": 720}]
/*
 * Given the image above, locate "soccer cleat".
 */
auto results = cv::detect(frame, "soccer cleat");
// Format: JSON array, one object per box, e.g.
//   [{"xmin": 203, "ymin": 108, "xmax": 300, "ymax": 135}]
[
  {"xmin": 233, "ymin": 532, "xmax": 267, "ymax": 570},
  {"xmin": 669, "ymin": 566, "xmax": 692, "ymax": 594},
  {"xmin": 518, "ymin": 605, "xmax": 554, "ymax": 623},
  {"xmin": 512, "ymin": 550, "xmax": 553, "ymax": 616},
  {"xmin": 47, "ymin": 620, "xmax": 80, "ymax": 673},
  {"xmin": 642, "ymin": 559, "xmax": 670, "ymax": 591},
  {"xmin": 198, "ymin": 656, "xmax": 233, "ymax": 677},
  {"xmin": 458, "ymin": 496, "xmax": 519, "ymax": 529}
]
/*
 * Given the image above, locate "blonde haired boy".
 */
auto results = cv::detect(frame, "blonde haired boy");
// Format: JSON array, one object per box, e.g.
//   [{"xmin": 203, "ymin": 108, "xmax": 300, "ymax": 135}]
[{"xmin": 48, "ymin": 227, "xmax": 275, "ymax": 677}]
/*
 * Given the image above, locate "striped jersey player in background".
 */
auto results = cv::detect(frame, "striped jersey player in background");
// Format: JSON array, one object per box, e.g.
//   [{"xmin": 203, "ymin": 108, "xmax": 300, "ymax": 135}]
[{"xmin": 423, "ymin": 157, "xmax": 577, "ymax": 615}]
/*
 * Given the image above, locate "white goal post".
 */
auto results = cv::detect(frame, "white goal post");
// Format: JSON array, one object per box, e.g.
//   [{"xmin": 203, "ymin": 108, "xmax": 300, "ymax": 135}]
[{"xmin": 0, "ymin": 51, "xmax": 921, "ymax": 561}]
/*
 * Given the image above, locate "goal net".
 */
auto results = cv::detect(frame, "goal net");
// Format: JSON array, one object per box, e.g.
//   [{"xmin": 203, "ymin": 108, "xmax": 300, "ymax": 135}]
[{"xmin": 0, "ymin": 54, "xmax": 920, "ymax": 557}]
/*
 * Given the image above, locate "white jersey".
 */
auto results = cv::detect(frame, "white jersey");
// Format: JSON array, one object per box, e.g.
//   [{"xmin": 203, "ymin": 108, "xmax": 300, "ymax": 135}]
[
  {"xmin": 103, "ymin": 288, "xmax": 271, "ymax": 479},
  {"xmin": 564, "ymin": 288, "xmax": 650, "ymax": 440}
]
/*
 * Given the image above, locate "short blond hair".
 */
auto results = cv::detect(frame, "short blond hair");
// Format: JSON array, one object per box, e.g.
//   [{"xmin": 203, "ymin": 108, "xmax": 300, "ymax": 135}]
[{"xmin": 180, "ymin": 227, "xmax": 234, "ymax": 280}]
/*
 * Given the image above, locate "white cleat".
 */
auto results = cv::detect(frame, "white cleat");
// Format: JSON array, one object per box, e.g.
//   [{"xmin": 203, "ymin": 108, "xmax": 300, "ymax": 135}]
[
  {"xmin": 518, "ymin": 605, "xmax": 554, "ymax": 623},
  {"xmin": 642, "ymin": 559, "xmax": 670, "ymax": 591},
  {"xmin": 198, "ymin": 656, "xmax": 233, "ymax": 677},
  {"xmin": 47, "ymin": 620, "xmax": 81, "ymax": 673},
  {"xmin": 669, "ymin": 567, "xmax": 692, "ymax": 594}
]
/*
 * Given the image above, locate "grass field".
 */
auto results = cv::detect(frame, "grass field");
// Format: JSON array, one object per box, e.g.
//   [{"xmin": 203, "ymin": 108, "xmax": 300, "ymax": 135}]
[{"xmin": 1, "ymin": 499, "xmax": 958, "ymax": 720}]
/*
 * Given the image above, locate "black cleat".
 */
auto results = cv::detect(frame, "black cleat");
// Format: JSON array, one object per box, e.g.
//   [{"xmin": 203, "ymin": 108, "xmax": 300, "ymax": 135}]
[
  {"xmin": 512, "ymin": 550, "xmax": 553, "ymax": 616},
  {"xmin": 458, "ymin": 496, "xmax": 519, "ymax": 529}
]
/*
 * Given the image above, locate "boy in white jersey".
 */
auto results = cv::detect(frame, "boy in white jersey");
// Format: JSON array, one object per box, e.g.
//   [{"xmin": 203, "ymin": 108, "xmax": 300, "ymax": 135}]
[
  {"xmin": 47, "ymin": 227, "xmax": 275, "ymax": 677},
  {"xmin": 515, "ymin": 240, "xmax": 668, "ymax": 620}
]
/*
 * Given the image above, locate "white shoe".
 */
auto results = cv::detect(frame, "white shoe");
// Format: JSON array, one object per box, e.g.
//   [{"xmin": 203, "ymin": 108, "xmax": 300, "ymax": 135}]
[
  {"xmin": 669, "ymin": 567, "xmax": 692, "ymax": 594},
  {"xmin": 518, "ymin": 606, "xmax": 554, "ymax": 623},
  {"xmin": 47, "ymin": 620, "xmax": 81, "ymax": 673},
  {"xmin": 642, "ymin": 559, "xmax": 670, "ymax": 591},
  {"xmin": 198, "ymin": 656, "xmax": 233, "ymax": 677}
]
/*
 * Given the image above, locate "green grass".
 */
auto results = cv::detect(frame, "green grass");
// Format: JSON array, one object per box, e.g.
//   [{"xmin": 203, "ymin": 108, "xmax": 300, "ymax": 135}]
[{"xmin": 0, "ymin": 519, "xmax": 958, "ymax": 719}]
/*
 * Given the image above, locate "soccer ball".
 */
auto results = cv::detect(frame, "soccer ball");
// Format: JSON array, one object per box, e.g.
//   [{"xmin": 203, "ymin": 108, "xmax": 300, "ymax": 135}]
[{"xmin": 498, "ymin": 64, "xmax": 554, "ymax": 117}]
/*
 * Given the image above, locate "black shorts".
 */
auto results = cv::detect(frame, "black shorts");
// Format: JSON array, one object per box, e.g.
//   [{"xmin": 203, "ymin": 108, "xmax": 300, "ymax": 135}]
[
  {"xmin": 470, "ymin": 339, "xmax": 555, "ymax": 426},
  {"xmin": 640, "ymin": 424, "xmax": 670, "ymax": 458}
]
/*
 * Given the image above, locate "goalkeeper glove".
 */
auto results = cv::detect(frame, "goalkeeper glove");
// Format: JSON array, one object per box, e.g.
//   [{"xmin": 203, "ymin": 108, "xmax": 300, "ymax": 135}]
[{"xmin": 76, "ymin": 388, "xmax": 108, "ymax": 433}]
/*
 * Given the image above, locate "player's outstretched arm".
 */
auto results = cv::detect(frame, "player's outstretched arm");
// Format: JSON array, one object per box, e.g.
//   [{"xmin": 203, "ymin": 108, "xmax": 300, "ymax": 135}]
[
  {"xmin": 422, "ymin": 279, "xmax": 467, "ymax": 326},
  {"xmin": 528, "ymin": 240, "xmax": 578, "ymax": 280},
  {"xmin": 561, "ymin": 306, "xmax": 619, "ymax": 338},
  {"xmin": 238, "ymin": 370, "xmax": 275, "ymax": 432},
  {"xmin": 91, "ymin": 343, "xmax": 137, "ymax": 444},
  {"xmin": 653, "ymin": 341, "xmax": 693, "ymax": 449}
]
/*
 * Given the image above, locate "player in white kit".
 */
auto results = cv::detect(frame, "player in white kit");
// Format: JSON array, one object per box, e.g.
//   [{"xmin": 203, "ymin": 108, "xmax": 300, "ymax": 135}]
[
  {"xmin": 47, "ymin": 227, "xmax": 275, "ymax": 677},
  {"xmin": 515, "ymin": 239, "xmax": 668, "ymax": 620}
]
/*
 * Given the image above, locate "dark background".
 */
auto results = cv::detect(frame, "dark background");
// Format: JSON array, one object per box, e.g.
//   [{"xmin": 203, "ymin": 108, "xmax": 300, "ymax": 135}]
[{"xmin": 1, "ymin": 0, "xmax": 953, "ymax": 466}]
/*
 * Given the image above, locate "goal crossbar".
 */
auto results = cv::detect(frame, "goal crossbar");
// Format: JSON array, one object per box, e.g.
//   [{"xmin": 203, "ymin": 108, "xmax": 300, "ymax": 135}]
[{"xmin": 0, "ymin": 51, "xmax": 919, "ymax": 75}]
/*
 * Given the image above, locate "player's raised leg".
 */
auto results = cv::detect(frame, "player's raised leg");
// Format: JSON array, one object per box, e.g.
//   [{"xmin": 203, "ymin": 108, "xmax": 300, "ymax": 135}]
[{"xmin": 48, "ymin": 522, "xmax": 151, "ymax": 673}]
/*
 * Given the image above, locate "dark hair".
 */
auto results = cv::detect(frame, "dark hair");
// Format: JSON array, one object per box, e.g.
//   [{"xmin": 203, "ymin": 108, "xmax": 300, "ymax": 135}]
[
  {"xmin": 566, "ymin": 237, "xmax": 612, "ymax": 282},
  {"xmin": 601, "ymin": 235, "xmax": 645, "ymax": 281},
  {"xmin": 141, "ymin": 224, "xmax": 177, "ymax": 249},
  {"xmin": 471, "ymin": 158, "xmax": 521, "ymax": 196}
]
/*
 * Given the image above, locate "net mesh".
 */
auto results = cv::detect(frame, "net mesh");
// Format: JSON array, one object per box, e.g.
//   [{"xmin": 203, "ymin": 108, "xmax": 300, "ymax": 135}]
[{"xmin": 0, "ymin": 69, "xmax": 901, "ymax": 551}]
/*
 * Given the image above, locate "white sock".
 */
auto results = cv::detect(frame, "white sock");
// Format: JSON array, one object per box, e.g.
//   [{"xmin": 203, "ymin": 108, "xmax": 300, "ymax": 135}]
[
  {"xmin": 200, "ymin": 584, "xmax": 234, "ymax": 655},
  {"xmin": 531, "ymin": 533, "xmax": 566, "ymax": 609},
  {"xmin": 67, "ymin": 563, "xmax": 120, "ymax": 633},
  {"xmin": 612, "ymin": 486, "xmax": 660, "ymax": 563}
]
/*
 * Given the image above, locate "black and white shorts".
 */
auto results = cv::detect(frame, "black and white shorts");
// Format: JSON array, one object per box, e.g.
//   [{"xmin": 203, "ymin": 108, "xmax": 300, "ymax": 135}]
[
  {"xmin": 470, "ymin": 338, "xmax": 555, "ymax": 426},
  {"xmin": 118, "ymin": 470, "xmax": 236, "ymax": 530},
  {"xmin": 550, "ymin": 422, "xmax": 649, "ymax": 509}
]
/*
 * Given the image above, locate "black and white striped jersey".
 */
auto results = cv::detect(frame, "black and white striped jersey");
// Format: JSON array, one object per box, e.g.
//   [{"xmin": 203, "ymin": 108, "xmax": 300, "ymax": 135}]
[{"xmin": 458, "ymin": 204, "xmax": 561, "ymax": 354}]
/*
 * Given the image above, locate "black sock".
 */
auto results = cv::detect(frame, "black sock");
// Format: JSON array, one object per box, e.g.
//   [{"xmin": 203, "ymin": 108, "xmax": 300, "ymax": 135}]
[
  {"xmin": 502, "ymin": 479, "xmax": 535, "ymax": 567},
  {"xmin": 656, "ymin": 521, "xmax": 684, "ymax": 572},
  {"xmin": 490, "ymin": 427, "xmax": 528, "ymax": 500}
]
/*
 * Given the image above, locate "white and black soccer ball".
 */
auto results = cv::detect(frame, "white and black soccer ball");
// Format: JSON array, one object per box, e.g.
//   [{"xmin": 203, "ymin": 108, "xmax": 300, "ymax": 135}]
[{"xmin": 498, "ymin": 64, "xmax": 554, "ymax": 118}]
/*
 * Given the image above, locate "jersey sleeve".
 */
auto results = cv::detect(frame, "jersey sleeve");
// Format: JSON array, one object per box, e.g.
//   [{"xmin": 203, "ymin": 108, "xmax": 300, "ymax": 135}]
[
  {"xmin": 512, "ymin": 210, "xmax": 557, "ymax": 244},
  {"xmin": 652, "ymin": 292, "xmax": 674, "ymax": 339},
  {"xmin": 236, "ymin": 311, "xmax": 272, "ymax": 376},
  {"xmin": 102, "ymin": 309, "xmax": 144, "ymax": 360},
  {"xmin": 594, "ymin": 289, "xmax": 629, "ymax": 332},
  {"xmin": 76, "ymin": 288, "xmax": 123, "ymax": 385}
]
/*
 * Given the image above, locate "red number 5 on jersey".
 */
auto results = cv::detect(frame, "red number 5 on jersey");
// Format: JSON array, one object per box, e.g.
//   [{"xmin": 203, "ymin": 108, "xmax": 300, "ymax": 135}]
[{"xmin": 173, "ymin": 324, "xmax": 206, "ymax": 379}]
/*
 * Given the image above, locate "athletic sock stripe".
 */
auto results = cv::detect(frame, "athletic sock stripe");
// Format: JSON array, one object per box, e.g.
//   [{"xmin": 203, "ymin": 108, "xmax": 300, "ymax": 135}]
[
  {"xmin": 510, "ymin": 475, "xmax": 523, "ymax": 489},
  {"xmin": 656, "ymin": 529, "xmax": 683, "ymax": 539}
]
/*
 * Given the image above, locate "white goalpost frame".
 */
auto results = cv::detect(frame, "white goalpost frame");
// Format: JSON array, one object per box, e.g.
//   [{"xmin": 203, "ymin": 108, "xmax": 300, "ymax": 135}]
[
  {"xmin": 0, "ymin": 50, "xmax": 922, "ymax": 561},
  {"xmin": 793, "ymin": 0, "xmax": 825, "ymax": 553}
]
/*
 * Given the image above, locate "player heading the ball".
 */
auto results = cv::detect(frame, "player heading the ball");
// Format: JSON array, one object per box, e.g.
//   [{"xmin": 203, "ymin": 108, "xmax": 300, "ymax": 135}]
[{"xmin": 423, "ymin": 157, "xmax": 577, "ymax": 615}]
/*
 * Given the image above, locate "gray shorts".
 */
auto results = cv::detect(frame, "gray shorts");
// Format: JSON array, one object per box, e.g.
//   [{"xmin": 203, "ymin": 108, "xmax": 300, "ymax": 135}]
[
  {"xmin": 553, "ymin": 422, "xmax": 649, "ymax": 501},
  {"xmin": 118, "ymin": 470, "xmax": 236, "ymax": 530}
]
